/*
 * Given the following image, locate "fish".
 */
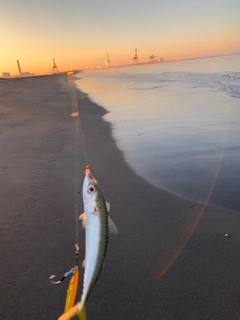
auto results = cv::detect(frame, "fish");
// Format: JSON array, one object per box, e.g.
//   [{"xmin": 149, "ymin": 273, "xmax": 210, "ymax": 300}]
[{"xmin": 58, "ymin": 165, "xmax": 118, "ymax": 320}]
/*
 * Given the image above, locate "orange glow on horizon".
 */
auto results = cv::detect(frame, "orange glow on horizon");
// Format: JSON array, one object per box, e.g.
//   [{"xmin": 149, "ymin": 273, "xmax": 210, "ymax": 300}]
[
  {"xmin": 1, "ymin": 36, "xmax": 240, "ymax": 76},
  {"xmin": 1, "ymin": 0, "xmax": 240, "ymax": 75}
]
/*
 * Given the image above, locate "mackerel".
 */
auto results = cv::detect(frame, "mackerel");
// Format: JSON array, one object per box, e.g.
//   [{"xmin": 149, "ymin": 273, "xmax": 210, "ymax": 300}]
[{"xmin": 58, "ymin": 166, "xmax": 116, "ymax": 320}]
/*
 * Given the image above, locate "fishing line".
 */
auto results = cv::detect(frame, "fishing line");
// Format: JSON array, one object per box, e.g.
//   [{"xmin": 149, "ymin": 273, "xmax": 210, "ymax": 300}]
[
  {"xmin": 49, "ymin": 73, "xmax": 88, "ymax": 285},
  {"xmin": 67, "ymin": 72, "xmax": 89, "ymax": 246},
  {"xmin": 67, "ymin": 72, "xmax": 89, "ymax": 166}
]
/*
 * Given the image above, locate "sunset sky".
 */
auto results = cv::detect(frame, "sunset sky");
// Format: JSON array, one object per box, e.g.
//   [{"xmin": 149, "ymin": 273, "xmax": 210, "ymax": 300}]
[{"xmin": 1, "ymin": 0, "xmax": 240, "ymax": 75}]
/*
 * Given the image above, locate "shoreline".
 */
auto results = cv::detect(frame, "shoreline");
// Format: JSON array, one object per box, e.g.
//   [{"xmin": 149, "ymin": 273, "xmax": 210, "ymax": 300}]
[
  {"xmin": 2, "ymin": 52, "xmax": 239, "ymax": 77},
  {"xmin": 74, "ymin": 63, "xmax": 240, "ymax": 213},
  {"xmin": 1, "ymin": 75, "xmax": 240, "ymax": 319}
]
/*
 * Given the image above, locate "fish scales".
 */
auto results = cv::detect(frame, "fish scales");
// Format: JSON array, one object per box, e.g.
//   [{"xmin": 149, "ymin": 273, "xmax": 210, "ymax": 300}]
[
  {"xmin": 80, "ymin": 169, "xmax": 109, "ymax": 307},
  {"xmin": 83, "ymin": 186, "xmax": 109, "ymax": 302}
]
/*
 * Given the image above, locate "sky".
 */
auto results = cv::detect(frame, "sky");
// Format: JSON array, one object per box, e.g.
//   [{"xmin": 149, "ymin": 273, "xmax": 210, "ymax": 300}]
[{"xmin": 0, "ymin": 0, "xmax": 240, "ymax": 75}]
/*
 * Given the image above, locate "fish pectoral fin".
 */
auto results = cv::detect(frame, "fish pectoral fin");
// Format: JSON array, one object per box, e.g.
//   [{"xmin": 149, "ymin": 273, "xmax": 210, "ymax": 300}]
[
  {"xmin": 79, "ymin": 213, "xmax": 85, "ymax": 220},
  {"xmin": 108, "ymin": 216, "xmax": 119, "ymax": 234},
  {"xmin": 79, "ymin": 213, "xmax": 86, "ymax": 229}
]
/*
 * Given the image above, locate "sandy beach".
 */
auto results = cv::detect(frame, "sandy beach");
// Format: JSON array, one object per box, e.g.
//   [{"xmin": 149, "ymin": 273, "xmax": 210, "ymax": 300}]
[{"xmin": 1, "ymin": 74, "xmax": 240, "ymax": 320}]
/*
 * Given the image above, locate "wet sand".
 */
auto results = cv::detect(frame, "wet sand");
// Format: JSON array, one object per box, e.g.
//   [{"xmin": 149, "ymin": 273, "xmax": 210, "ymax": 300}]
[{"xmin": 1, "ymin": 75, "xmax": 240, "ymax": 320}]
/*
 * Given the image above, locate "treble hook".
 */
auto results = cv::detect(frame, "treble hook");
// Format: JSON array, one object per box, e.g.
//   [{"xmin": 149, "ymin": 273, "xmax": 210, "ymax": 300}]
[{"xmin": 49, "ymin": 244, "xmax": 79, "ymax": 285}]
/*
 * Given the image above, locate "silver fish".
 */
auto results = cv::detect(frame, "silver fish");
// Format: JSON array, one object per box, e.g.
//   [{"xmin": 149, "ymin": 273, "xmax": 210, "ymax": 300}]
[{"xmin": 58, "ymin": 166, "xmax": 117, "ymax": 320}]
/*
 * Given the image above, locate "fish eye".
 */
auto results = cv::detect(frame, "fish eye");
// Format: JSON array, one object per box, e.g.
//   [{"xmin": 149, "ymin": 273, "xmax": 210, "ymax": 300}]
[{"xmin": 87, "ymin": 184, "xmax": 95, "ymax": 194}]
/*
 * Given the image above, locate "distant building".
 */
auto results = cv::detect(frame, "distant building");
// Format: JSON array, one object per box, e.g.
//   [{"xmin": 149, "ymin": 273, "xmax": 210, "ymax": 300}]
[
  {"xmin": 2, "ymin": 72, "xmax": 11, "ymax": 78},
  {"xmin": 20, "ymin": 72, "xmax": 33, "ymax": 77},
  {"xmin": 149, "ymin": 54, "xmax": 156, "ymax": 62},
  {"xmin": 105, "ymin": 53, "xmax": 111, "ymax": 67},
  {"xmin": 133, "ymin": 48, "xmax": 138, "ymax": 63},
  {"xmin": 52, "ymin": 58, "xmax": 59, "ymax": 74}
]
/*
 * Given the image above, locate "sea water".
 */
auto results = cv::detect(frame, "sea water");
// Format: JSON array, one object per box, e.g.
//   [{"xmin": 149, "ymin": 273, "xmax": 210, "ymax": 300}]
[{"xmin": 75, "ymin": 54, "xmax": 240, "ymax": 210}]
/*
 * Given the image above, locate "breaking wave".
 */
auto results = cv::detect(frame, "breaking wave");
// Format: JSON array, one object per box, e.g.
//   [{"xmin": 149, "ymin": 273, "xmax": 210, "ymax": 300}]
[{"xmin": 118, "ymin": 71, "xmax": 240, "ymax": 99}]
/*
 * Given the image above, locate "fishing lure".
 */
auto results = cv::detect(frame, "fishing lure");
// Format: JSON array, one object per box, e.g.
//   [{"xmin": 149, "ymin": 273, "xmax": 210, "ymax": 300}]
[{"xmin": 49, "ymin": 245, "xmax": 82, "ymax": 318}]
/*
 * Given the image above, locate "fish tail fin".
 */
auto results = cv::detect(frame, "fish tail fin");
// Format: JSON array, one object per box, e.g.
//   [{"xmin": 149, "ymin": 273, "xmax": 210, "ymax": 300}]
[
  {"xmin": 58, "ymin": 302, "xmax": 86, "ymax": 320},
  {"xmin": 77, "ymin": 305, "xmax": 86, "ymax": 320}
]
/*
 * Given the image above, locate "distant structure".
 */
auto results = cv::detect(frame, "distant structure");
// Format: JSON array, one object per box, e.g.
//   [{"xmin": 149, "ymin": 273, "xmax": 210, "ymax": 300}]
[
  {"xmin": 2, "ymin": 72, "xmax": 11, "ymax": 78},
  {"xmin": 149, "ymin": 54, "xmax": 156, "ymax": 62},
  {"xmin": 16, "ymin": 60, "xmax": 33, "ymax": 77},
  {"xmin": 133, "ymin": 48, "xmax": 138, "ymax": 63},
  {"xmin": 17, "ymin": 60, "xmax": 22, "ymax": 75},
  {"xmin": 52, "ymin": 58, "xmax": 59, "ymax": 74},
  {"xmin": 105, "ymin": 53, "xmax": 110, "ymax": 67}
]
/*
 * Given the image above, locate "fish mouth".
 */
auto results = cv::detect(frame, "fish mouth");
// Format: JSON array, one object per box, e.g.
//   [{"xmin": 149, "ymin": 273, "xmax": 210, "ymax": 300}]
[
  {"xmin": 85, "ymin": 166, "xmax": 96, "ymax": 184},
  {"xmin": 85, "ymin": 171, "xmax": 94, "ymax": 181},
  {"xmin": 85, "ymin": 165, "xmax": 91, "ymax": 175}
]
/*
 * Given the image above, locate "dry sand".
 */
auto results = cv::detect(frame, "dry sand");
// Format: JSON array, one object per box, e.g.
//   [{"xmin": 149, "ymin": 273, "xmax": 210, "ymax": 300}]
[{"xmin": 1, "ymin": 75, "xmax": 240, "ymax": 320}]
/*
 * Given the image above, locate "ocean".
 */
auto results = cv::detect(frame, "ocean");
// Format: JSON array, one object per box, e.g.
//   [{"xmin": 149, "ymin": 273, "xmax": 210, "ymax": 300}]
[{"xmin": 75, "ymin": 54, "xmax": 240, "ymax": 210}]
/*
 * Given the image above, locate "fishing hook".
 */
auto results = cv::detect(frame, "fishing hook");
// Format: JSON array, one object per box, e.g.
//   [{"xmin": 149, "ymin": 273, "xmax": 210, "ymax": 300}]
[{"xmin": 49, "ymin": 244, "xmax": 79, "ymax": 285}]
